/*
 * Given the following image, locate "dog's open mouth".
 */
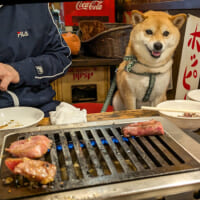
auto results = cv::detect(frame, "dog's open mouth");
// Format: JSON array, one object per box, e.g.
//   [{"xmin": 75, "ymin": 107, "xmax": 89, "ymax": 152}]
[
  {"xmin": 146, "ymin": 46, "xmax": 162, "ymax": 58},
  {"xmin": 151, "ymin": 50, "xmax": 161, "ymax": 58}
]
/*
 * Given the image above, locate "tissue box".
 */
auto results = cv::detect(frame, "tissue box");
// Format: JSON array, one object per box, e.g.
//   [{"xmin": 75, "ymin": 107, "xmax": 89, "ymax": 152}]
[{"xmin": 51, "ymin": 66, "xmax": 110, "ymax": 103}]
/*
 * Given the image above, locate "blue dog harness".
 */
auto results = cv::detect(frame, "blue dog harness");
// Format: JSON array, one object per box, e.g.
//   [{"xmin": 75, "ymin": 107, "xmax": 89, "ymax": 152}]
[{"xmin": 124, "ymin": 56, "xmax": 160, "ymax": 102}]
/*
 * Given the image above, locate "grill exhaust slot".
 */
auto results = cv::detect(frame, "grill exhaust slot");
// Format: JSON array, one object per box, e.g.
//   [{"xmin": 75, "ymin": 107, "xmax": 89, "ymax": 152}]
[{"xmin": 1, "ymin": 123, "xmax": 200, "ymax": 200}]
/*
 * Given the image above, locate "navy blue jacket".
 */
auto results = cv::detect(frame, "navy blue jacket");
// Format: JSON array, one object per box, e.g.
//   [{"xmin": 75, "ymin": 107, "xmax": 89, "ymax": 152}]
[{"xmin": 0, "ymin": 3, "xmax": 72, "ymax": 116}]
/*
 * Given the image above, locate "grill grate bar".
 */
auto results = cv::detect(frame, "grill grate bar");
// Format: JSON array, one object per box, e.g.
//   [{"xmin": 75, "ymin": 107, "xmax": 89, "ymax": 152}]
[
  {"xmin": 70, "ymin": 131, "xmax": 90, "ymax": 179},
  {"xmin": 80, "ymin": 130, "xmax": 104, "ymax": 176},
  {"xmin": 138, "ymin": 137, "xmax": 168, "ymax": 166},
  {"xmin": 149, "ymin": 136, "xmax": 180, "ymax": 166},
  {"xmin": 129, "ymin": 137, "xmax": 156, "ymax": 169},
  {"xmin": 157, "ymin": 134, "xmax": 188, "ymax": 163},
  {"xmin": 91, "ymin": 129, "xmax": 118, "ymax": 176},
  {"xmin": 111, "ymin": 128, "xmax": 145, "ymax": 171},
  {"xmin": 101, "ymin": 128, "xmax": 132, "ymax": 173},
  {"xmin": 59, "ymin": 131, "xmax": 77, "ymax": 180},
  {"xmin": 46, "ymin": 134, "xmax": 62, "ymax": 183}
]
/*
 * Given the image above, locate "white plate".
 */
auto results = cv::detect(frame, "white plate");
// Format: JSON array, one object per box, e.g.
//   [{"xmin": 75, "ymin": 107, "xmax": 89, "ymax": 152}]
[
  {"xmin": 0, "ymin": 107, "xmax": 44, "ymax": 131},
  {"xmin": 156, "ymin": 100, "xmax": 200, "ymax": 130},
  {"xmin": 187, "ymin": 89, "xmax": 200, "ymax": 102}
]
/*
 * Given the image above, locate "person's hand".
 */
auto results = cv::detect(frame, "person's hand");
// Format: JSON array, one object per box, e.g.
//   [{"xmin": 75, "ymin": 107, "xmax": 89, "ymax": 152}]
[{"xmin": 0, "ymin": 63, "xmax": 20, "ymax": 91}]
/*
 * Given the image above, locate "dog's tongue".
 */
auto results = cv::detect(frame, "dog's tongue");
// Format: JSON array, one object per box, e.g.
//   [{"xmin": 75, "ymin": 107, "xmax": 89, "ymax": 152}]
[{"xmin": 152, "ymin": 51, "xmax": 161, "ymax": 57}]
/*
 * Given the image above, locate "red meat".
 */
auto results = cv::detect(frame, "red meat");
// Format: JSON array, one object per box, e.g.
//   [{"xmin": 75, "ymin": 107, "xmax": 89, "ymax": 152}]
[
  {"xmin": 5, "ymin": 158, "xmax": 23, "ymax": 171},
  {"xmin": 5, "ymin": 135, "xmax": 52, "ymax": 158},
  {"xmin": 122, "ymin": 119, "xmax": 164, "ymax": 137},
  {"xmin": 5, "ymin": 157, "xmax": 56, "ymax": 184}
]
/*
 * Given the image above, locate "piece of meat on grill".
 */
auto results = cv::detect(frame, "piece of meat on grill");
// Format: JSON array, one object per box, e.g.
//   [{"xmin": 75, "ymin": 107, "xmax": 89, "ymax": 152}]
[
  {"xmin": 5, "ymin": 135, "xmax": 52, "ymax": 158},
  {"xmin": 122, "ymin": 119, "xmax": 164, "ymax": 137},
  {"xmin": 5, "ymin": 157, "xmax": 56, "ymax": 184}
]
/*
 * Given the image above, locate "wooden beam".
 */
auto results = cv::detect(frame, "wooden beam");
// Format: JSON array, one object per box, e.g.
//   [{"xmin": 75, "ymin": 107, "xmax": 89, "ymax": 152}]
[{"xmin": 124, "ymin": 0, "xmax": 200, "ymax": 11}]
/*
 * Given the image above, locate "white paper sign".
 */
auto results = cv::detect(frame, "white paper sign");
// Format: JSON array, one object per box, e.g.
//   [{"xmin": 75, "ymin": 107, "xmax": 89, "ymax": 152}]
[{"xmin": 175, "ymin": 14, "xmax": 200, "ymax": 99}]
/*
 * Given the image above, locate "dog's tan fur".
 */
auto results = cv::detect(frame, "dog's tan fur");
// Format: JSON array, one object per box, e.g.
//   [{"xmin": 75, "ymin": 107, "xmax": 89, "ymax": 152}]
[{"xmin": 112, "ymin": 10, "xmax": 186, "ymax": 110}]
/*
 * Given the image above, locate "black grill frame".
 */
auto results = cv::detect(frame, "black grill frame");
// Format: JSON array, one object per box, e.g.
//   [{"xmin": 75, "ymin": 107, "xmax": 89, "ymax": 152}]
[{"xmin": 0, "ymin": 122, "xmax": 200, "ymax": 200}]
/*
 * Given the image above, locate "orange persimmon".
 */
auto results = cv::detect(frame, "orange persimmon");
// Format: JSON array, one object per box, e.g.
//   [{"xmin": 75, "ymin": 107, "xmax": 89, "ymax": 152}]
[{"xmin": 62, "ymin": 32, "xmax": 81, "ymax": 55}]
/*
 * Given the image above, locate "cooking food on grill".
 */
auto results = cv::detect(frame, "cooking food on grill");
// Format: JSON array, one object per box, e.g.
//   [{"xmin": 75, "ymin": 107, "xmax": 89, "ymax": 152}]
[
  {"xmin": 122, "ymin": 119, "xmax": 164, "ymax": 137},
  {"xmin": 5, "ymin": 157, "xmax": 56, "ymax": 184},
  {"xmin": 5, "ymin": 135, "xmax": 52, "ymax": 158}
]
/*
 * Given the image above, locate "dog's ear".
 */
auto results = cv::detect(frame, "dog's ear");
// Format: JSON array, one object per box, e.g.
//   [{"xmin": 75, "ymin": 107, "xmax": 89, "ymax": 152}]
[
  {"xmin": 171, "ymin": 13, "xmax": 187, "ymax": 29},
  {"xmin": 131, "ymin": 10, "xmax": 145, "ymax": 26}
]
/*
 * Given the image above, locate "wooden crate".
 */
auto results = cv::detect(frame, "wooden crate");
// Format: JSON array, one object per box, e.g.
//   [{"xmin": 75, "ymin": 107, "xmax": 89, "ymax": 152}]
[{"xmin": 51, "ymin": 66, "xmax": 110, "ymax": 103}]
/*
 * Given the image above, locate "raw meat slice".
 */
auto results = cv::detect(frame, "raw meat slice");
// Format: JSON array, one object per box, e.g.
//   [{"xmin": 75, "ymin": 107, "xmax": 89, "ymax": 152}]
[
  {"xmin": 5, "ymin": 135, "xmax": 52, "ymax": 158},
  {"xmin": 122, "ymin": 119, "xmax": 164, "ymax": 137}
]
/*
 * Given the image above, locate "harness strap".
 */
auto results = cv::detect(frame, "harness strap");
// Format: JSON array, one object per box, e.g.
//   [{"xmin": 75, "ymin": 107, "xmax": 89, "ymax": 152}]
[
  {"xmin": 124, "ymin": 56, "xmax": 160, "ymax": 102},
  {"xmin": 143, "ymin": 74, "xmax": 156, "ymax": 102}
]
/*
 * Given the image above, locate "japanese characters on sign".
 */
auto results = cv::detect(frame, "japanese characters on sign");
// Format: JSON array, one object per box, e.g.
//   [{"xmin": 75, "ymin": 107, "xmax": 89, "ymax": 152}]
[{"xmin": 176, "ymin": 15, "xmax": 200, "ymax": 99}]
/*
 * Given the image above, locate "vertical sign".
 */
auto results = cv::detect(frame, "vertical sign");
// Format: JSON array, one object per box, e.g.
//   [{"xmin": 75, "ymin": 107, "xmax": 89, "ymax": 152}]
[{"xmin": 175, "ymin": 14, "xmax": 200, "ymax": 99}]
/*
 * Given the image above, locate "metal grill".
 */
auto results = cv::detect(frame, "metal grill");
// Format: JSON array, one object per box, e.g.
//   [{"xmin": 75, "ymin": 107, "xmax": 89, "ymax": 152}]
[{"xmin": 0, "ymin": 123, "xmax": 200, "ymax": 200}]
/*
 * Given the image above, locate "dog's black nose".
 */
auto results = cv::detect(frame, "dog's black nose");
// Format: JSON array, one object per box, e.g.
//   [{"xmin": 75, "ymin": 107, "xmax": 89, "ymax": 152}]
[{"xmin": 154, "ymin": 42, "xmax": 163, "ymax": 51}]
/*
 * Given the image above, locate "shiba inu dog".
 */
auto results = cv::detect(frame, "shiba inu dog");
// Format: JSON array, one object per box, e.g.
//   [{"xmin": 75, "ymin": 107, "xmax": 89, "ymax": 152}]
[{"xmin": 112, "ymin": 10, "xmax": 186, "ymax": 110}]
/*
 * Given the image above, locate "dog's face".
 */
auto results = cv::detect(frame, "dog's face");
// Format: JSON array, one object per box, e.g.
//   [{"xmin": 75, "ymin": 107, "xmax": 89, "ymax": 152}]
[{"xmin": 130, "ymin": 10, "xmax": 186, "ymax": 67}]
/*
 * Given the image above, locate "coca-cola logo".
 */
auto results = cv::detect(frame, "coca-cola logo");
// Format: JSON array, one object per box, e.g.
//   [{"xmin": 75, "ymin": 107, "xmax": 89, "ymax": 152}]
[{"xmin": 76, "ymin": 1, "xmax": 103, "ymax": 11}]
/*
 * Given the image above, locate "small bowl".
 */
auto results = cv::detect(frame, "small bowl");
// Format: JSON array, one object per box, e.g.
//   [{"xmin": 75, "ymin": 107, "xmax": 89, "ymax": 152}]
[
  {"xmin": 187, "ymin": 89, "xmax": 200, "ymax": 102},
  {"xmin": 156, "ymin": 100, "xmax": 200, "ymax": 130}
]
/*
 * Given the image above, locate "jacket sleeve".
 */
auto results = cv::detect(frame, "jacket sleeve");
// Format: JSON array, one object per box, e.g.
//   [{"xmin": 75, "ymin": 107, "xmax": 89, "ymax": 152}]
[{"xmin": 10, "ymin": 5, "xmax": 72, "ymax": 88}]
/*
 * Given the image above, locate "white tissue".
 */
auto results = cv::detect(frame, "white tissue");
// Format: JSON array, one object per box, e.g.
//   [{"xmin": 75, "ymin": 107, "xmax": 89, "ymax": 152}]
[{"xmin": 49, "ymin": 102, "xmax": 87, "ymax": 125}]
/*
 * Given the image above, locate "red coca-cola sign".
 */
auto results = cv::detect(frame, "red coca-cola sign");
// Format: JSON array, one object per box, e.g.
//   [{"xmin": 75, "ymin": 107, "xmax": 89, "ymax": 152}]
[
  {"xmin": 75, "ymin": 1, "xmax": 103, "ymax": 11},
  {"xmin": 63, "ymin": 0, "xmax": 115, "ymax": 26}
]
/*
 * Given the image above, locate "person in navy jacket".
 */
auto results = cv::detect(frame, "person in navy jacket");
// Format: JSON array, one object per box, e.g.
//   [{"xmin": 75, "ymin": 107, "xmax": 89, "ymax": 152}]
[{"xmin": 0, "ymin": 3, "xmax": 72, "ymax": 116}]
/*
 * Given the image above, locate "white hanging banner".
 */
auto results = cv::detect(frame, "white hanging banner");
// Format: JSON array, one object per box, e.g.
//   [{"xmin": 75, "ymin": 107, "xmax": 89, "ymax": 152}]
[{"xmin": 175, "ymin": 14, "xmax": 200, "ymax": 99}]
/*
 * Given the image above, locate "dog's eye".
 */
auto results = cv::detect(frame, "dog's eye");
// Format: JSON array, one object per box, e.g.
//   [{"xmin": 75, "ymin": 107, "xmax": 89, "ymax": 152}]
[
  {"xmin": 145, "ymin": 29, "xmax": 153, "ymax": 35},
  {"xmin": 163, "ymin": 31, "xmax": 169, "ymax": 37}
]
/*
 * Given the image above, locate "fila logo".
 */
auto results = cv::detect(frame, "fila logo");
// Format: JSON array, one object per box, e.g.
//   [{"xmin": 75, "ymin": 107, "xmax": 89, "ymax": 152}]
[{"xmin": 17, "ymin": 31, "xmax": 29, "ymax": 38}]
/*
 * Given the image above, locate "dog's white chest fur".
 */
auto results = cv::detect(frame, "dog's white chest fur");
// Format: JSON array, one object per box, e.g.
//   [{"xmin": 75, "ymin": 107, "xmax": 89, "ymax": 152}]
[
  {"xmin": 113, "ymin": 60, "xmax": 172, "ymax": 110},
  {"xmin": 127, "ymin": 70, "xmax": 170, "ymax": 102}
]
